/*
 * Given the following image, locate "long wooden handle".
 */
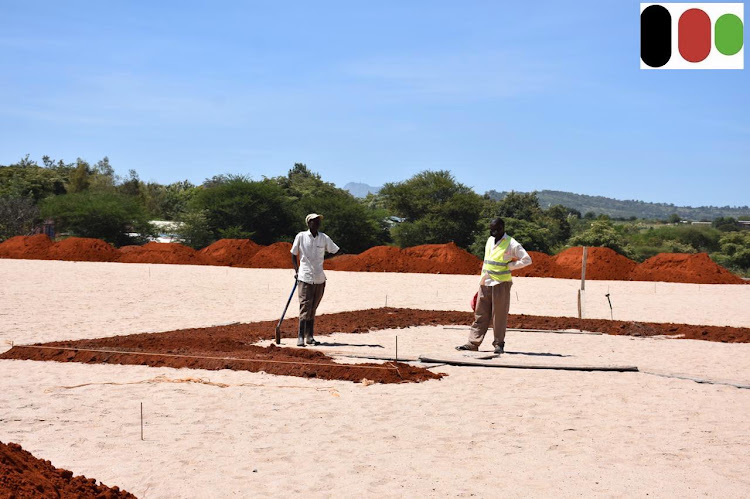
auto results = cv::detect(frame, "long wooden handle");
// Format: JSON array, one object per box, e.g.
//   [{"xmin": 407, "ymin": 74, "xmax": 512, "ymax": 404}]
[{"xmin": 275, "ymin": 279, "xmax": 298, "ymax": 344}]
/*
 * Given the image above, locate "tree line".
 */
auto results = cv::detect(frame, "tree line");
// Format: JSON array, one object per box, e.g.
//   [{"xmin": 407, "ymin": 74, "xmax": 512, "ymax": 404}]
[{"xmin": 1, "ymin": 155, "xmax": 748, "ymax": 276}]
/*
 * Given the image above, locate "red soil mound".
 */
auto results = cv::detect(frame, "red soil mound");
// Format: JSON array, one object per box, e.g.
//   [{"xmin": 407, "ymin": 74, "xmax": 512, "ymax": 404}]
[
  {"xmin": 247, "ymin": 242, "xmax": 294, "ymax": 268},
  {"xmin": 514, "ymin": 251, "xmax": 553, "ymax": 278},
  {"xmin": 2, "ymin": 234, "xmax": 745, "ymax": 285},
  {"xmin": 117, "ymin": 242, "xmax": 213, "ymax": 265},
  {"xmin": 630, "ymin": 252, "xmax": 745, "ymax": 284},
  {"xmin": 551, "ymin": 246, "xmax": 638, "ymax": 280},
  {"xmin": 200, "ymin": 238, "xmax": 262, "ymax": 267},
  {"xmin": 328, "ymin": 246, "xmax": 417, "ymax": 272},
  {"xmin": 327, "ymin": 243, "xmax": 482, "ymax": 274},
  {"xmin": 47, "ymin": 237, "xmax": 120, "ymax": 262},
  {"xmin": 0, "ymin": 234, "xmax": 53, "ymax": 259},
  {"xmin": 403, "ymin": 243, "xmax": 483, "ymax": 274},
  {"xmin": 0, "ymin": 441, "xmax": 135, "ymax": 498}
]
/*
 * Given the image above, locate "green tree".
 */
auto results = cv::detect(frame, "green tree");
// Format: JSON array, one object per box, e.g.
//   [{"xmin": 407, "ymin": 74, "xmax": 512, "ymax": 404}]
[
  {"xmin": 0, "ymin": 196, "xmax": 41, "ymax": 241},
  {"xmin": 712, "ymin": 216, "xmax": 739, "ymax": 232},
  {"xmin": 88, "ymin": 157, "xmax": 117, "ymax": 192},
  {"xmin": 569, "ymin": 220, "xmax": 626, "ymax": 253},
  {"xmin": 494, "ymin": 191, "xmax": 542, "ymax": 221},
  {"xmin": 379, "ymin": 170, "xmax": 482, "ymax": 248},
  {"xmin": 191, "ymin": 176, "xmax": 297, "ymax": 244},
  {"xmin": 274, "ymin": 163, "xmax": 390, "ymax": 253},
  {"xmin": 67, "ymin": 159, "xmax": 91, "ymax": 193},
  {"xmin": 118, "ymin": 169, "xmax": 141, "ymax": 197},
  {"xmin": 0, "ymin": 165, "xmax": 67, "ymax": 202},
  {"xmin": 470, "ymin": 217, "xmax": 552, "ymax": 257},
  {"xmin": 177, "ymin": 210, "xmax": 215, "ymax": 249},
  {"xmin": 40, "ymin": 192, "xmax": 153, "ymax": 246},
  {"xmin": 667, "ymin": 213, "xmax": 681, "ymax": 224},
  {"xmin": 717, "ymin": 231, "xmax": 750, "ymax": 269}
]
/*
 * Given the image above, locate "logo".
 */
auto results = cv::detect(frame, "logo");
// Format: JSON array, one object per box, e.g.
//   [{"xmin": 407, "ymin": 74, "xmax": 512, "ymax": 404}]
[{"xmin": 641, "ymin": 3, "xmax": 744, "ymax": 69}]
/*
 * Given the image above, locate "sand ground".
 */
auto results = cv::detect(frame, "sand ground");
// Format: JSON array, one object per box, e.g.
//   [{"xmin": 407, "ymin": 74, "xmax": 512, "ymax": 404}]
[{"xmin": 1, "ymin": 260, "xmax": 749, "ymax": 497}]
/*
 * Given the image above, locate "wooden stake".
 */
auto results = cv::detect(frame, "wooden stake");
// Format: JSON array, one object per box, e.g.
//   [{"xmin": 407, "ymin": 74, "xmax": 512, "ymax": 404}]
[
  {"xmin": 580, "ymin": 246, "xmax": 588, "ymax": 291},
  {"xmin": 578, "ymin": 247, "xmax": 587, "ymax": 331}
]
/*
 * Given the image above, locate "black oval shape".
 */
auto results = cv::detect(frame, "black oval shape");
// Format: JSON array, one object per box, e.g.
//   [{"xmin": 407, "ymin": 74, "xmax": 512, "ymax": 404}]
[{"xmin": 641, "ymin": 5, "xmax": 672, "ymax": 67}]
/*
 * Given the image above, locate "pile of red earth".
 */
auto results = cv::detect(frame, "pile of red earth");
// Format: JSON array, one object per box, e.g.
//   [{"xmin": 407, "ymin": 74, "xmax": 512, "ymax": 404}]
[
  {"xmin": 0, "ymin": 235, "xmax": 745, "ymax": 284},
  {"xmin": 199, "ymin": 238, "xmax": 261, "ymax": 266},
  {"xmin": 0, "ymin": 441, "xmax": 135, "ymax": 498},
  {"xmin": 326, "ymin": 242, "xmax": 482, "ymax": 274},
  {"xmin": 514, "ymin": 246, "xmax": 745, "ymax": 284},
  {"xmin": 118, "ymin": 241, "xmax": 212, "ymax": 265},
  {"xmin": 629, "ymin": 252, "xmax": 745, "ymax": 285},
  {"xmin": 0, "ymin": 234, "xmax": 54, "ymax": 260}
]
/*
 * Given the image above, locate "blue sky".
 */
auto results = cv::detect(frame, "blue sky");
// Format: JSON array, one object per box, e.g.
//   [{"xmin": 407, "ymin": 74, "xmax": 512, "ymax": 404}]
[{"xmin": 1, "ymin": 1, "xmax": 747, "ymax": 206}]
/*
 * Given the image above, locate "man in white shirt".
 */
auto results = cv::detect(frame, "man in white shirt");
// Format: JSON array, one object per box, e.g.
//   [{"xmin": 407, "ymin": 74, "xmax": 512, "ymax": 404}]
[
  {"xmin": 456, "ymin": 217, "xmax": 532, "ymax": 354},
  {"xmin": 290, "ymin": 213, "xmax": 340, "ymax": 346}
]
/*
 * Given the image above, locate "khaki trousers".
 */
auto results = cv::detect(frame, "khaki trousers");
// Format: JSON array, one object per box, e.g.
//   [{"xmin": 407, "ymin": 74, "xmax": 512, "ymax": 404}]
[
  {"xmin": 298, "ymin": 281, "xmax": 326, "ymax": 320},
  {"xmin": 467, "ymin": 281, "xmax": 512, "ymax": 348}
]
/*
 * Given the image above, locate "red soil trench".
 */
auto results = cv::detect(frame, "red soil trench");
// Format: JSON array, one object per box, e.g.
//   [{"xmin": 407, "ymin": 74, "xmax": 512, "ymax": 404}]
[
  {"xmin": 2, "ymin": 309, "xmax": 748, "ymax": 385},
  {"xmin": 0, "ymin": 441, "xmax": 135, "ymax": 498}
]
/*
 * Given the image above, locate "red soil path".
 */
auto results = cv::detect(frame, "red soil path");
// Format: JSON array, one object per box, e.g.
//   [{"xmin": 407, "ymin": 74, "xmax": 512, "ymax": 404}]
[
  {"xmin": 0, "ymin": 235, "xmax": 745, "ymax": 284},
  {"xmin": 2, "ymin": 309, "xmax": 748, "ymax": 386},
  {"xmin": 0, "ymin": 441, "xmax": 135, "ymax": 498}
]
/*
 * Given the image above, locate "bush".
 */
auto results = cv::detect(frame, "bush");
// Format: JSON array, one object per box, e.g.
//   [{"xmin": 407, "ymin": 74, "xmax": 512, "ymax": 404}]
[
  {"xmin": 177, "ymin": 210, "xmax": 215, "ymax": 249},
  {"xmin": 470, "ymin": 217, "xmax": 552, "ymax": 257},
  {"xmin": 40, "ymin": 192, "xmax": 153, "ymax": 246},
  {"xmin": 379, "ymin": 170, "xmax": 482, "ymax": 248},
  {"xmin": 569, "ymin": 220, "xmax": 626, "ymax": 253},
  {"xmin": 191, "ymin": 177, "xmax": 298, "ymax": 245},
  {"xmin": 0, "ymin": 196, "xmax": 41, "ymax": 241}
]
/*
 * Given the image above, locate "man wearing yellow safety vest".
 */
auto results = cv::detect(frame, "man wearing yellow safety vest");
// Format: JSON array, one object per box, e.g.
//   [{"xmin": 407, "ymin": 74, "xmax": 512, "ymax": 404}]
[{"xmin": 456, "ymin": 217, "xmax": 532, "ymax": 354}]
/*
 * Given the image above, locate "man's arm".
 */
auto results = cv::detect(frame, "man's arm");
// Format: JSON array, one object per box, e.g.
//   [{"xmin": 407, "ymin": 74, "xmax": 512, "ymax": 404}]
[
  {"xmin": 290, "ymin": 234, "xmax": 300, "ymax": 279},
  {"xmin": 508, "ymin": 241, "xmax": 532, "ymax": 271},
  {"xmin": 325, "ymin": 234, "xmax": 340, "ymax": 255},
  {"xmin": 291, "ymin": 254, "xmax": 299, "ymax": 280}
]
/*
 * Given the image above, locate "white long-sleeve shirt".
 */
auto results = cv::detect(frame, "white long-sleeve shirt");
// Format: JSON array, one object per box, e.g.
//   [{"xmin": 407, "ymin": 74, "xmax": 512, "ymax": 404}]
[{"xmin": 482, "ymin": 233, "xmax": 532, "ymax": 286}]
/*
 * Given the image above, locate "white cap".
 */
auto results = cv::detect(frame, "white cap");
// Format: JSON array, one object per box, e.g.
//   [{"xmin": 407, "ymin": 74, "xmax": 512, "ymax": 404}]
[{"xmin": 305, "ymin": 213, "xmax": 323, "ymax": 224}]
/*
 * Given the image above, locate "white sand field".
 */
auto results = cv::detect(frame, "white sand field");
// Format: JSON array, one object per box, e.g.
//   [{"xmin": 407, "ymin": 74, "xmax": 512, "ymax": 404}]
[{"xmin": 1, "ymin": 259, "xmax": 749, "ymax": 497}]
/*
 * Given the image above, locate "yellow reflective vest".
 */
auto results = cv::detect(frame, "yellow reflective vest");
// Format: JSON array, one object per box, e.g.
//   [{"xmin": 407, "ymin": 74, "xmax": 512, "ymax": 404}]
[{"xmin": 482, "ymin": 236, "xmax": 512, "ymax": 282}]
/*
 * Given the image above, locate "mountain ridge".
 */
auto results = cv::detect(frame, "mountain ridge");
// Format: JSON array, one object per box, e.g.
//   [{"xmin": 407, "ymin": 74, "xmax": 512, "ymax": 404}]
[{"xmin": 342, "ymin": 182, "xmax": 749, "ymax": 221}]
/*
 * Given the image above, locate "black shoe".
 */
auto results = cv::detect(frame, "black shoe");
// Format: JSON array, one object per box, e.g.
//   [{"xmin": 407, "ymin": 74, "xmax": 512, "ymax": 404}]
[
  {"xmin": 455, "ymin": 344, "xmax": 478, "ymax": 351},
  {"xmin": 494, "ymin": 342, "xmax": 505, "ymax": 354}
]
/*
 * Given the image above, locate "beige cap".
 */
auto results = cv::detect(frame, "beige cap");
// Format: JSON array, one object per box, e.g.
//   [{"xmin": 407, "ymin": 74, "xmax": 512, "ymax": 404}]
[{"xmin": 305, "ymin": 213, "xmax": 323, "ymax": 224}]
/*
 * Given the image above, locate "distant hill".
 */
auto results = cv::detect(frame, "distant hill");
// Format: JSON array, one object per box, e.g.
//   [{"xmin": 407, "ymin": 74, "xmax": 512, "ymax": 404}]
[
  {"xmin": 344, "ymin": 182, "xmax": 381, "ymax": 198},
  {"xmin": 486, "ymin": 190, "xmax": 750, "ymax": 221}
]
